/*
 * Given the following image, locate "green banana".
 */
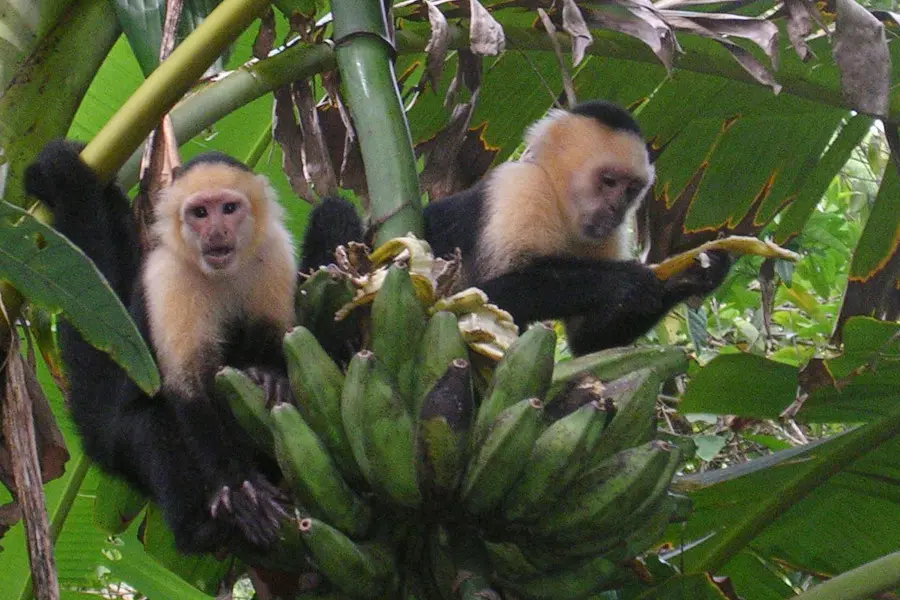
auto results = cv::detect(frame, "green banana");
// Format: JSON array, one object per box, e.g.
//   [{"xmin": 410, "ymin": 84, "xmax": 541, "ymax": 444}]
[
  {"xmin": 270, "ymin": 403, "xmax": 371, "ymax": 538},
  {"xmin": 214, "ymin": 366, "xmax": 274, "ymax": 455},
  {"xmin": 495, "ymin": 554, "xmax": 617, "ymax": 600},
  {"xmin": 295, "ymin": 268, "xmax": 359, "ymax": 350},
  {"xmin": 283, "ymin": 326, "xmax": 362, "ymax": 484},
  {"xmin": 548, "ymin": 345, "xmax": 688, "ymax": 399},
  {"xmin": 460, "ymin": 397, "xmax": 544, "ymax": 515},
  {"xmin": 534, "ymin": 440, "xmax": 678, "ymax": 540},
  {"xmin": 425, "ymin": 526, "xmax": 455, "ymax": 599},
  {"xmin": 415, "ymin": 358, "xmax": 474, "ymax": 500},
  {"xmin": 501, "ymin": 399, "xmax": 609, "ymax": 522},
  {"xmin": 342, "ymin": 350, "xmax": 422, "ymax": 507},
  {"xmin": 583, "ymin": 368, "xmax": 662, "ymax": 469},
  {"xmin": 93, "ymin": 473, "xmax": 147, "ymax": 534},
  {"xmin": 371, "ymin": 266, "xmax": 428, "ymax": 405},
  {"xmin": 412, "ymin": 311, "xmax": 469, "ymax": 416},
  {"xmin": 620, "ymin": 493, "xmax": 679, "ymax": 559},
  {"xmin": 299, "ymin": 517, "xmax": 393, "ymax": 599},
  {"xmin": 484, "ymin": 540, "xmax": 542, "ymax": 579},
  {"xmin": 545, "ymin": 372, "xmax": 608, "ymax": 421},
  {"xmin": 471, "ymin": 323, "xmax": 556, "ymax": 449}
]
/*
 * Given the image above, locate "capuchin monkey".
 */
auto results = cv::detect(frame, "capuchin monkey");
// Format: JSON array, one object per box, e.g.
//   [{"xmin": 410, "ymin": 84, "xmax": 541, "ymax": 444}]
[
  {"xmin": 24, "ymin": 142, "xmax": 297, "ymax": 552},
  {"xmin": 305, "ymin": 101, "xmax": 730, "ymax": 354}
]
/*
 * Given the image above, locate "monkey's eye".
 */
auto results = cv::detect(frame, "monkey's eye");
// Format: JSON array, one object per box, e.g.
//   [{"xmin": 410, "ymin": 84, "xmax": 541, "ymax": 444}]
[
  {"xmin": 599, "ymin": 175, "xmax": 618, "ymax": 188},
  {"xmin": 191, "ymin": 206, "xmax": 208, "ymax": 218},
  {"xmin": 222, "ymin": 202, "xmax": 238, "ymax": 215}
]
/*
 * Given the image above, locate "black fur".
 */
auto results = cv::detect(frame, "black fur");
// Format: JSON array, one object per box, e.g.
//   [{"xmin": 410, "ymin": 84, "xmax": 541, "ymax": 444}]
[
  {"xmin": 299, "ymin": 196, "xmax": 364, "ymax": 272},
  {"xmin": 176, "ymin": 151, "xmax": 253, "ymax": 178},
  {"xmin": 570, "ymin": 100, "xmax": 642, "ymax": 136},
  {"xmin": 25, "ymin": 141, "xmax": 286, "ymax": 553}
]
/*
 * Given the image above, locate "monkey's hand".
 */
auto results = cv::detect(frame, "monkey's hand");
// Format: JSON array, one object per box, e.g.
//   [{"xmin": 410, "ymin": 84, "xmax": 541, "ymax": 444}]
[
  {"xmin": 663, "ymin": 249, "xmax": 732, "ymax": 301},
  {"xmin": 208, "ymin": 474, "xmax": 288, "ymax": 549},
  {"xmin": 245, "ymin": 366, "xmax": 294, "ymax": 408},
  {"xmin": 23, "ymin": 139, "xmax": 98, "ymax": 211}
]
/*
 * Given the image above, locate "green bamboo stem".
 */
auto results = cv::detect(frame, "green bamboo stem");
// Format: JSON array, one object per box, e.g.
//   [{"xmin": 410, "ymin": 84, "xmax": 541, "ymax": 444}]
[
  {"xmin": 790, "ymin": 552, "xmax": 900, "ymax": 600},
  {"xmin": 80, "ymin": 0, "xmax": 270, "ymax": 182},
  {"xmin": 688, "ymin": 400, "xmax": 900, "ymax": 574},
  {"xmin": 331, "ymin": 1, "xmax": 423, "ymax": 244}
]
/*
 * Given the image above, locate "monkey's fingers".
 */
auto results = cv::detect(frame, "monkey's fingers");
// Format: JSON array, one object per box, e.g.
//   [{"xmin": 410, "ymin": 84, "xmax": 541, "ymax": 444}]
[
  {"xmin": 651, "ymin": 236, "xmax": 800, "ymax": 280},
  {"xmin": 244, "ymin": 367, "xmax": 295, "ymax": 408},
  {"xmin": 230, "ymin": 477, "xmax": 288, "ymax": 549}
]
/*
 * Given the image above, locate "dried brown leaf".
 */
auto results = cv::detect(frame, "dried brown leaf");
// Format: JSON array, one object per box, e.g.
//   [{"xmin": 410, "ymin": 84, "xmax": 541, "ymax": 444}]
[
  {"xmin": 273, "ymin": 85, "xmax": 314, "ymax": 200},
  {"xmin": 444, "ymin": 49, "xmax": 483, "ymax": 110},
  {"xmin": 562, "ymin": 0, "xmax": 594, "ymax": 66},
  {"xmin": 663, "ymin": 10, "xmax": 779, "ymax": 64},
  {"xmin": 834, "ymin": 0, "xmax": 890, "ymax": 116},
  {"xmin": 293, "ymin": 79, "xmax": 338, "ymax": 196},
  {"xmin": 417, "ymin": 93, "xmax": 497, "ymax": 200},
  {"xmin": 664, "ymin": 15, "xmax": 782, "ymax": 93},
  {"xmin": 425, "ymin": 2, "xmax": 451, "ymax": 93},
  {"xmin": 784, "ymin": 0, "xmax": 815, "ymax": 61},
  {"xmin": 582, "ymin": 5, "xmax": 677, "ymax": 70},
  {"xmin": 469, "ymin": 0, "xmax": 505, "ymax": 56},
  {"xmin": 253, "ymin": 6, "xmax": 276, "ymax": 59}
]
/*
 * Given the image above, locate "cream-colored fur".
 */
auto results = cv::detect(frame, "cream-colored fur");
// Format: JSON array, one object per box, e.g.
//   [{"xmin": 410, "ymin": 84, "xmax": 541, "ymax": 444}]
[
  {"xmin": 144, "ymin": 165, "xmax": 297, "ymax": 395},
  {"xmin": 477, "ymin": 112, "xmax": 652, "ymax": 280}
]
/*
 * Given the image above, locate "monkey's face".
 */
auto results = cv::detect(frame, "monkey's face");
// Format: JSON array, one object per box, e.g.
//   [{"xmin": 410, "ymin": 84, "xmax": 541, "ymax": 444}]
[
  {"xmin": 568, "ymin": 164, "xmax": 651, "ymax": 243},
  {"xmin": 181, "ymin": 189, "xmax": 255, "ymax": 275}
]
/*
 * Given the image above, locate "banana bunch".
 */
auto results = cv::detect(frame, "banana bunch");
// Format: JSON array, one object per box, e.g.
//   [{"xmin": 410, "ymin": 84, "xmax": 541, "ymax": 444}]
[{"xmin": 95, "ymin": 240, "xmax": 693, "ymax": 599}]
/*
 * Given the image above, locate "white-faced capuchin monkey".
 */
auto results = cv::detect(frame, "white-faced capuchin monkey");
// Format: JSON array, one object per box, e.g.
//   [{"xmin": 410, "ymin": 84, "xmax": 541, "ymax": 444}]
[
  {"xmin": 304, "ymin": 100, "xmax": 730, "ymax": 354},
  {"xmin": 24, "ymin": 142, "xmax": 297, "ymax": 552}
]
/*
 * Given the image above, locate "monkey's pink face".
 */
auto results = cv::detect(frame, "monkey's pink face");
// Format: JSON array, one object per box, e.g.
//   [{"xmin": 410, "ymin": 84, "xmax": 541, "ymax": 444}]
[
  {"xmin": 181, "ymin": 189, "xmax": 254, "ymax": 274},
  {"xmin": 568, "ymin": 165, "xmax": 651, "ymax": 243}
]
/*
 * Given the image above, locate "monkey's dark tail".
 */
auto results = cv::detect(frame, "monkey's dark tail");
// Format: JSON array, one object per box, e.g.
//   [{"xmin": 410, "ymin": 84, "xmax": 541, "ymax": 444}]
[{"xmin": 299, "ymin": 196, "xmax": 364, "ymax": 272}]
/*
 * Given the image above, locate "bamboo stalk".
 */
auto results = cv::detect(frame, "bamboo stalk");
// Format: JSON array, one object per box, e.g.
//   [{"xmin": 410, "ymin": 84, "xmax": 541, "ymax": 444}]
[
  {"xmin": 331, "ymin": 1, "xmax": 423, "ymax": 244},
  {"xmin": 80, "ymin": 0, "xmax": 270, "ymax": 182}
]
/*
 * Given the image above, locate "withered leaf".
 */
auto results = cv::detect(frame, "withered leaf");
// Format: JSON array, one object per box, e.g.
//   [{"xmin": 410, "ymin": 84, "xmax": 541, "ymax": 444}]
[
  {"xmin": 425, "ymin": 2, "xmax": 451, "ymax": 93},
  {"xmin": 469, "ymin": 0, "xmax": 505, "ymax": 56},
  {"xmin": 834, "ymin": 0, "xmax": 890, "ymax": 116},
  {"xmin": 273, "ymin": 85, "xmax": 314, "ymax": 200},
  {"xmin": 784, "ymin": 0, "xmax": 815, "ymax": 62},
  {"xmin": 293, "ymin": 79, "xmax": 338, "ymax": 196},
  {"xmin": 664, "ymin": 15, "xmax": 781, "ymax": 93},
  {"xmin": 562, "ymin": 0, "xmax": 594, "ymax": 67},
  {"xmin": 582, "ymin": 5, "xmax": 677, "ymax": 71}
]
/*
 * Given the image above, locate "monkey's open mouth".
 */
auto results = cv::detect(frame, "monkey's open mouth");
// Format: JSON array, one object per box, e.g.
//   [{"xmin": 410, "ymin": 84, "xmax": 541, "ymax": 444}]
[{"xmin": 203, "ymin": 246, "xmax": 235, "ymax": 267}]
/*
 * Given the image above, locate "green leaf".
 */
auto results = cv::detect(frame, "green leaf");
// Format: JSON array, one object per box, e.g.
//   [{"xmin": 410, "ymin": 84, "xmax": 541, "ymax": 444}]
[
  {"xmin": 694, "ymin": 434, "xmax": 727, "ymax": 462},
  {"xmin": 0, "ymin": 201, "xmax": 160, "ymax": 395}
]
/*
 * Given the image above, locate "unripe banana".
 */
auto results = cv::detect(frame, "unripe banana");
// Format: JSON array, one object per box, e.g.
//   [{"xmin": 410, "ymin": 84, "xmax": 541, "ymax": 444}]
[
  {"xmin": 93, "ymin": 473, "xmax": 147, "ymax": 534},
  {"xmin": 342, "ymin": 350, "xmax": 421, "ymax": 507},
  {"xmin": 548, "ymin": 345, "xmax": 688, "ymax": 400},
  {"xmin": 412, "ymin": 311, "xmax": 469, "ymax": 416},
  {"xmin": 283, "ymin": 326, "xmax": 362, "ymax": 484},
  {"xmin": 534, "ymin": 440, "xmax": 678, "ymax": 540},
  {"xmin": 295, "ymin": 269, "xmax": 359, "ymax": 356},
  {"xmin": 484, "ymin": 540, "xmax": 542, "ymax": 579},
  {"xmin": 495, "ymin": 554, "xmax": 617, "ymax": 600},
  {"xmin": 214, "ymin": 367, "xmax": 274, "ymax": 455},
  {"xmin": 415, "ymin": 358, "xmax": 474, "ymax": 500},
  {"xmin": 461, "ymin": 398, "xmax": 544, "ymax": 515},
  {"xmin": 298, "ymin": 517, "xmax": 393, "ymax": 599},
  {"xmin": 501, "ymin": 399, "xmax": 609, "ymax": 522},
  {"xmin": 544, "ymin": 372, "xmax": 608, "ymax": 421},
  {"xmin": 270, "ymin": 403, "xmax": 371, "ymax": 538},
  {"xmin": 371, "ymin": 266, "xmax": 428, "ymax": 405},
  {"xmin": 471, "ymin": 324, "xmax": 556, "ymax": 449},
  {"xmin": 425, "ymin": 526, "xmax": 455, "ymax": 599},
  {"xmin": 583, "ymin": 368, "xmax": 662, "ymax": 469}
]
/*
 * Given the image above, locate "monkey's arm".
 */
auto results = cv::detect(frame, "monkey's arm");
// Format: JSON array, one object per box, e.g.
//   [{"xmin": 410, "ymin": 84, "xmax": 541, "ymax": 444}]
[{"xmin": 478, "ymin": 252, "xmax": 730, "ymax": 354}]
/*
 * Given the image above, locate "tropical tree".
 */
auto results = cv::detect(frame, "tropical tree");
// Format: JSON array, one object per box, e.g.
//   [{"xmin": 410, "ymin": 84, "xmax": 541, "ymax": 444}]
[{"xmin": 0, "ymin": 1, "xmax": 897, "ymax": 599}]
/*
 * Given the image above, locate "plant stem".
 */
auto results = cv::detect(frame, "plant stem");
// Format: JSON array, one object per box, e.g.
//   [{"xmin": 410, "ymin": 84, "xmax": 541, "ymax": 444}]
[
  {"xmin": 790, "ymin": 552, "xmax": 900, "ymax": 600},
  {"xmin": 331, "ymin": 1, "xmax": 423, "ymax": 244},
  {"xmin": 80, "ymin": 0, "xmax": 270, "ymax": 182}
]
